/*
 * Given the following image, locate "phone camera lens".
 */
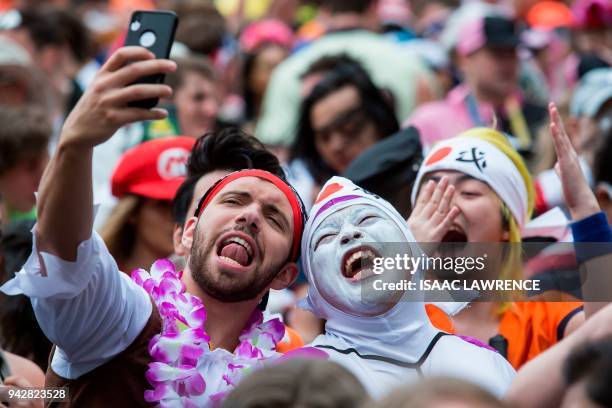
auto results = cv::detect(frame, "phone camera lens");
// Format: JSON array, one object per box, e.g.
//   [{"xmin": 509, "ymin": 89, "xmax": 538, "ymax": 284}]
[
  {"xmin": 130, "ymin": 20, "xmax": 141, "ymax": 31},
  {"xmin": 139, "ymin": 30, "xmax": 156, "ymax": 48}
]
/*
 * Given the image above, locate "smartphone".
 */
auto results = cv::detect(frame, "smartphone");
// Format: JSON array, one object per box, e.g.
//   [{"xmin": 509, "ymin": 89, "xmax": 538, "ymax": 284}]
[{"xmin": 124, "ymin": 10, "xmax": 178, "ymax": 109}]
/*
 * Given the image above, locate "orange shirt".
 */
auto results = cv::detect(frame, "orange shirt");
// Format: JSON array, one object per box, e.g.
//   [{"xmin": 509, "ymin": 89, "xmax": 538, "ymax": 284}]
[
  {"xmin": 276, "ymin": 326, "xmax": 304, "ymax": 353},
  {"xmin": 426, "ymin": 301, "xmax": 583, "ymax": 369}
]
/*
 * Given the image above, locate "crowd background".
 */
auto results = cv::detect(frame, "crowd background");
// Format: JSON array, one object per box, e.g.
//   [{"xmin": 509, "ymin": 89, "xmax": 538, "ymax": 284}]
[{"xmin": 0, "ymin": 0, "xmax": 611, "ymax": 407}]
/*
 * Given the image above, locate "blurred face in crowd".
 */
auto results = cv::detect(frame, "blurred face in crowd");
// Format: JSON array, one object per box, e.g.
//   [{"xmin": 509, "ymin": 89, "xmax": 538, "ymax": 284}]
[
  {"xmin": 461, "ymin": 46, "xmax": 519, "ymax": 103},
  {"xmin": 574, "ymin": 28, "xmax": 612, "ymax": 56},
  {"xmin": 309, "ymin": 204, "xmax": 409, "ymax": 316},
  {"xmin": 571, "ymin": 100, "xmax": 612, "ymax": 157},
  {"xmin": 174, "ymin": 70, "xmax": 221, "ymax": 138},
  {"xmin": 311, "ymin": 85, "xmax": 380, "ymax": 174},
  {"xmin": 0, "ymin": 152, "xmax": 48, "ymax": 213},
  {"xmin": 248, "ymin": 44, "xmax": 288, "ymax": 100},
  {"xmin": 184, "ymin": 177, "xmax": 297, "ymax": 302},
  {"xmin": 5, "ymin": 29, "xmax": 78, "ymax": 99},
  {"xmin": 135, "ymin": 198, "xmax": 175, "ymax": 258},
  {"xmin": 418, "ymin": 171, "xmax": 509, "ymax": 243}
]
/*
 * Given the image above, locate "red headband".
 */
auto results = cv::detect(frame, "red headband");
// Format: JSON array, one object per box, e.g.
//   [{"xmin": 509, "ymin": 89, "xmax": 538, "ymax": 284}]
[{"xmin": 194, "ymin": 169, "xmax": 305, "ymax": 261}]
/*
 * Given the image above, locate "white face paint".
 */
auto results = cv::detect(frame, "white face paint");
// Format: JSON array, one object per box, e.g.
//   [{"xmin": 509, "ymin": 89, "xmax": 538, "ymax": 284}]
[{"xmin": 309, "ymin": 204, "xmax": 411, "ymax": 317}]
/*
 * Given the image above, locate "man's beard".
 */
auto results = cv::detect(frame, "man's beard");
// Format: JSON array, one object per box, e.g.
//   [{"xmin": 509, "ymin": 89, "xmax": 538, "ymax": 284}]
[{"xmin": 188, "ymin": 226, "xmax": 284, "ymax": 303}]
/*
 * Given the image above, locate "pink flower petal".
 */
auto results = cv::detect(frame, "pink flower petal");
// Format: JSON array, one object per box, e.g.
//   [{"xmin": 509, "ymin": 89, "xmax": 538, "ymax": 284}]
[
  {"xmin": 151, "ymin": 259, "xmax": 176, "ymax": 279},
  {"xmin": 183, "ymin": 372, "xmax": 206, "ymax": 396}
]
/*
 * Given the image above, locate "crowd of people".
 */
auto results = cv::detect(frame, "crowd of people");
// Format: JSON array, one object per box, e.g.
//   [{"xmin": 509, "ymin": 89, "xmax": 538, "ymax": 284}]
[{"xmin": 0, "ymin": 0, "xmax": 612, "ymax": 407}]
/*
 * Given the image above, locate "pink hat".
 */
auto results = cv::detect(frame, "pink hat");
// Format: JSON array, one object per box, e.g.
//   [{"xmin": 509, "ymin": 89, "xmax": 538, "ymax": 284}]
[
  {"xmin": 239, "ymin": 19, "xmax": 294, "ymax": 54},
  {"xmin": 572, "ymin": 0, "xmax": 612, "ymax": 29},
  {"xmin": 456, "ymin": 15, "xmax": 520, "ymax": 57}
]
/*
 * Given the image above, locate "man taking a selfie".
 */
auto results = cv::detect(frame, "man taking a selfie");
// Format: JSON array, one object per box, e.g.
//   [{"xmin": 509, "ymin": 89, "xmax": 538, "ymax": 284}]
[{"xmin": 1, "ymin": 47, "xmax": 306, "ymax": 407}]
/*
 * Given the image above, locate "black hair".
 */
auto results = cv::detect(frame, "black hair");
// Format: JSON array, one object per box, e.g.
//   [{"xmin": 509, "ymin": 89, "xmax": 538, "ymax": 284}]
[
  {"xmin": 291, "ymin": 54, "xmax": 399, "ymax": 186},
  {"xmin": 299, "ymin": 54, "xmax": 358, "ymax": 81},
  {"xmin": 593, "ymin": 127, "xmax": 612, "ymax": 184},
  {"xmin": 578, "ymin": 54, "xmax": 611, "ymax": 80},
  {"xmin": 242, "ymin": 52, "xmax": 259, "ymax": 122},
  {"xmin": 563, "ymin": 337, "xmax": 612, "ymax": 406},
  {"xmin": 321, "ymin": 0, "xmax": 375, "ymax": 14},
  {"xmin": 18, "ymin": 6, "xmax": 92, "ymax": 63},
  {"xmin": 172, "ymin": 127, "xmax": 284, "ymax": 226}
]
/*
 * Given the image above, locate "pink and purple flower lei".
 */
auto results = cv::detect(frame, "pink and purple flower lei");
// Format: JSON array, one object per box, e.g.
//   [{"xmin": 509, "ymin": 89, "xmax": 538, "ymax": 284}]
[{"xmin": 132, "ymin": 259, "xmax": 285, "ymax": 407}]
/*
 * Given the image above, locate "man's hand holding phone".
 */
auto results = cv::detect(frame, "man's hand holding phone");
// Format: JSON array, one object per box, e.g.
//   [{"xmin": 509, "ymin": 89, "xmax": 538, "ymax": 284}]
[{"xmin": 60, "ymin": 46, "xmax": 176, "ymax": 150}]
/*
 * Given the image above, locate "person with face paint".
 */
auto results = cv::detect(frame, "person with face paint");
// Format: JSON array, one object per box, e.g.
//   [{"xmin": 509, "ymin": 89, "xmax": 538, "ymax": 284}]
[
  {"xmin": 409, "ymin": 103, "xmax": 609, "ymax": 370},
  {"xmin": 300, "ymin": 176, "xmax": 515, "ymax": 400},
  {"xmin": 0, "ymin": 47, "xmax": 307, "ymax": 407}
]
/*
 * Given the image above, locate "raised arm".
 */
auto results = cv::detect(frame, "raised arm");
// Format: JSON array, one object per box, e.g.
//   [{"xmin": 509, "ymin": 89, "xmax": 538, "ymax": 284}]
[
  {"xmin": 549, "ymin": 102, "xmax": 612, "ymax": 319},
  {"xmin": 0, "ymin": 47, "xmax": 177, "ymax": 378},
  {"xmin": 36, "ymin": 47, "xmax": 175, "ymax": 260}
]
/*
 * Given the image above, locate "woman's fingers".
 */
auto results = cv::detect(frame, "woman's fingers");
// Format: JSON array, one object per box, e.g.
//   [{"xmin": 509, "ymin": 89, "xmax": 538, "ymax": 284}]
[
  {"xmin": 413, "ymin": 179, "xmax": 435, "ymax": 215},
  {"xmin": 549, "ymin": 102, "xmax": 573, "ymax": 160},
  {"xmin": 424, "ymin": 177, "xmax": 449, "ymax": 217},
  {"xmin": 434, "ymin": 184, "xmax": 455, "ymax": 221}
]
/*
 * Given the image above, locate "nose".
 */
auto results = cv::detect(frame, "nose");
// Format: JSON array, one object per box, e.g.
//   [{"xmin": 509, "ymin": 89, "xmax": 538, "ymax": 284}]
[
  {"xmin": 329, "ymin": 132, "xmax": 346, "ymax": 153},
  {"xmin": 339, "ymin": 226, "xmax": 364, "ymax": 246},
  {"xmin": 235, "ymin": 204, "xmax": 261, "ymax": 233}
]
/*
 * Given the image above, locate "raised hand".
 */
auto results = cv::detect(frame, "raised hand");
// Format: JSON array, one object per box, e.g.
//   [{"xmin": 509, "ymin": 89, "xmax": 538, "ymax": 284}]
[
  {"xmin": 60, "ymin": 46, "xmax": 176, "ymax": 149},
  {"xmin": 549, "ymin": 102, "xmax": 600, "ymax": 221},
  {"xmin": 407, "ymin": 176, "xmax": 460, "ymax": 245}
]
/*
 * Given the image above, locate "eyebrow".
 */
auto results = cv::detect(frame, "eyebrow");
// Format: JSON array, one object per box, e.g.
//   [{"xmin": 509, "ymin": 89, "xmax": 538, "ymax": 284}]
[
  {"xmin": 312, "ymin": 105, "xmax": 362, "ymax": 134},
  {"xmin": 218, "ymin": 190, "xmax": 251, "ymax": 201},
  {"xmin": 219, "ymin": 190, "xmax": 291, "ymax": 232}
]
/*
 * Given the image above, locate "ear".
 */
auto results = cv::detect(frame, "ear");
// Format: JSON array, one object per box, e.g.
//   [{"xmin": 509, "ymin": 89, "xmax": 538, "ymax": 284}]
[
  {"xmin": 181, "ymin": 216, "xmax": 198, "ymax": 251},
  {"xmin": 269, "ymin": 262, "xmax": 299, "ymax": 290},
  {"xmin": 173, "ymin": 224, "xmax": 187, "ymax": 256}
]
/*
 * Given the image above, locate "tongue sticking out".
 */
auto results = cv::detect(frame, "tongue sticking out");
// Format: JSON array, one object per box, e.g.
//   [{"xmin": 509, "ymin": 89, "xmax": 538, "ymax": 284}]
[{"xmin": 220, "ymin": 243, "xmax": 249, "ymax": 266}]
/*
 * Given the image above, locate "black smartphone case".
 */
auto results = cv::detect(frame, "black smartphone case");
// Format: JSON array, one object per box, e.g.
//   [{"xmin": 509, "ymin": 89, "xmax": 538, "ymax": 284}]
[{"xmin": 124, "ymin": 10, "xmax": 178, "ymax": 109}]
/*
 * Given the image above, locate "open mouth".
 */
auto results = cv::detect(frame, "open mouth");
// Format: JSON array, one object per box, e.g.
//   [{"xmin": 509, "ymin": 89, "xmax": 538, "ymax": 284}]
[
  {"xmin": 441, "ymin": 228, "xmax": 468, "ymax": 243},
  {"xmin": 216, "ymin": 232, "xmax": 255, "ymax": 268},
  {"xmin": 341, "ymin": 246, "xmax": 381, "ymax": 282}
]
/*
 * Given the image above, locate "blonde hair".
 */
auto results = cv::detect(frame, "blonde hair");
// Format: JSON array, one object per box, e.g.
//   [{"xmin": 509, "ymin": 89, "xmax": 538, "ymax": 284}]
[
  {"xmin": 100, "ymin": 195, "xmax": 141, "ymax": 265},
  {"xmin": 456, "ymin": 128, "xmax": 533, "ymax": 307}
]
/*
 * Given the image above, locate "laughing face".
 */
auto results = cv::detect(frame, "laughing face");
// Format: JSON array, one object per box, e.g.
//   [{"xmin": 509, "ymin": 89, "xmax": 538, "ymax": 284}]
[
  {"xmin": 186, "ymin": 176, "xmax": 295, "ymax": 302},
  {"xmin": 309, "ymin": 204, "xmax": 410, "ymax": 317},
  {"xmin": 420, "ymin": 171, "xmax": 508, "ymax": 243}
]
